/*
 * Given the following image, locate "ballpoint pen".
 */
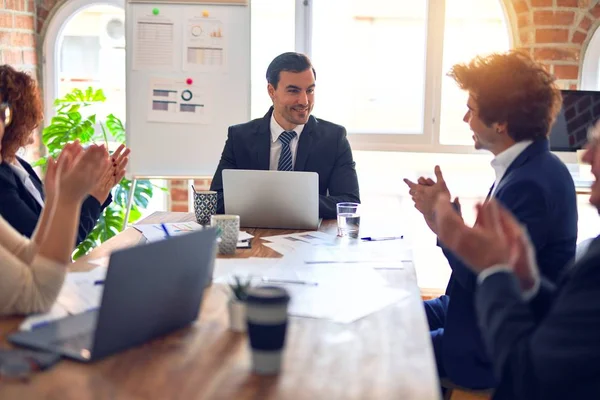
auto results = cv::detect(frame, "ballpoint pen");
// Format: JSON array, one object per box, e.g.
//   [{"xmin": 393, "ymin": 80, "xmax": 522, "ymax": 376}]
[
  {"xmin": 261, "ymin": 278, "xmax": 318, "ymax": 286},
  {"xmin": 161, "ymin": 223, "xmax": 171, "ymax": 238},
  {"xmin": 361, "ymin": 236, "xmax": 404, "ymax": 241}
]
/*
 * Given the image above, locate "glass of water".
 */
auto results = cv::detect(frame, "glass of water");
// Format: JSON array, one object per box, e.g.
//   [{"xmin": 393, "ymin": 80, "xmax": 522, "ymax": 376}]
[{"xmin": 336, "ymin": 202, "xmax": 360, "ymax": 238}]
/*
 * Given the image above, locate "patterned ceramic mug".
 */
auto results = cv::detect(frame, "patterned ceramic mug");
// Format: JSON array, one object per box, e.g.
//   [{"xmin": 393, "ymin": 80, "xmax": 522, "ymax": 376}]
[
  {"xmin": 210, "ymin": 215, "xmax": 240, "ymax": 255},
  {"xmin": 193, "ymin": 190, "xmax": 217, "ymax": 225}
]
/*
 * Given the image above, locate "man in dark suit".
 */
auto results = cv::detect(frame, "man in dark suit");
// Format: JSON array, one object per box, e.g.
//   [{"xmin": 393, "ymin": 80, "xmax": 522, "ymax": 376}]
[
  {"xmin": 210, "ymin": 52, "xmax": 360, "ymax": 219},
  {"xmin": 432, "ymin": 118, "xmax": 600, "ymax": 398},
  {"xmin": 404, "ymin": 51, "xmax": 578, "ymax": 390}
]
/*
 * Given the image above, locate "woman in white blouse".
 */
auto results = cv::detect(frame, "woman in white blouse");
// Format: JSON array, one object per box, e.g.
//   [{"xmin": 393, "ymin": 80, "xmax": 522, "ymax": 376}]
[{"xmin": 0, "ymin": 100, "xmax": 109, "ymax": 316}]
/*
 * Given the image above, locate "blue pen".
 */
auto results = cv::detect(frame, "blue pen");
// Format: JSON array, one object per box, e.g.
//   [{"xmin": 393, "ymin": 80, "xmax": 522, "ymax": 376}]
[
  {"xmin": 94, "ymin": 280, "xmax": 104, "ymax": 285},
  {"xmin": 161, "ymin": 223, "xmax": 171, "ymax": 237},
  {"xmin": 361, "ymin": 235, "xmax": 404, "ymax": 241},
  {"xmin": 31, "ymin": 320, "xmax": 52, "ymax": 330}
]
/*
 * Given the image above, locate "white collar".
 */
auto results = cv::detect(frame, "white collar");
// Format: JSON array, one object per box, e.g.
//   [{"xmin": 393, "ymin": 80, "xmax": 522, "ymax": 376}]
[
  {"xmin": 270, "ymin": 113, "xmax": 305, "ymax": 143},
  {"xmin": 7, "ymin": 160, "xmax": 28, "ymax": 182},
  {"xmin": 491, "ymin": 140, "xmax": 533, "ymax": 181}
]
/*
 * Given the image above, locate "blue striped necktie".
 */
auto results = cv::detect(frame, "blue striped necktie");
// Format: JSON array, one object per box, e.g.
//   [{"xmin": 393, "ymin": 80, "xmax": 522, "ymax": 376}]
[{"xmin": 277, "ymin": 130, "xmax": 297, "ymax": 171}]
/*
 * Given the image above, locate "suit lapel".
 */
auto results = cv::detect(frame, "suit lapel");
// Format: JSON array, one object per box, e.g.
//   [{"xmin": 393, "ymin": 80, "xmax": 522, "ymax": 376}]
[
  {"xmin": 18, "ymin": 157, "xmax": 44, "ymax": 199},
  {"xmin": 253, "ymin": 108, "xmax": 273, "ymax": 170},
  {"xmin": 494, "ymin": 139, "xmax": 549, "ymax": 193},
  {"xmin": 294, "ymin": 116, "xmax": 317, "ymax": 171}
]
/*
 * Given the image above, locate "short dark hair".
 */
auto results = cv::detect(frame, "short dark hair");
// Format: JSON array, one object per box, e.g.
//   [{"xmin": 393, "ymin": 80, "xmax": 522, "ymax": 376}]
[
  {"xmin": 448, "ymin": 50, "xmax": 562, "ymax": 142},
  {"xmin": 266, "ymin": 52, "xmax": 316, "ymax": 89}
]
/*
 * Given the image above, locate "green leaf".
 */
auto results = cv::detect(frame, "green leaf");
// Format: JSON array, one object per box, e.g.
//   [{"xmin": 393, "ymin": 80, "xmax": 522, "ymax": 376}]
[{"xmin": 106, "ymin": 114, "xmax": 126, "ymax": 142}]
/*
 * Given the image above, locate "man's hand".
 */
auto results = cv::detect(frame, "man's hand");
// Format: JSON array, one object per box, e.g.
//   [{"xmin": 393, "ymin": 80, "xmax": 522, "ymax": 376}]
[
  {"xmin": 404, "ymin": 165, "xmax": 456, "ymax": 234},
  {"xmin": 435, "ymin": 195, "xmax": 539, "ymax": 290}
]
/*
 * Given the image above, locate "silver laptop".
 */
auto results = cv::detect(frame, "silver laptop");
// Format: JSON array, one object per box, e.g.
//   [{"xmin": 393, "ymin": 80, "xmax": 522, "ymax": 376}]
[
  {"xmin": 222, "ymin": 169, "xmax": 320, "ymax": 229},
  {"xmin": 8, "ymin": 228, "xmax": 217, "ymax": 362}
]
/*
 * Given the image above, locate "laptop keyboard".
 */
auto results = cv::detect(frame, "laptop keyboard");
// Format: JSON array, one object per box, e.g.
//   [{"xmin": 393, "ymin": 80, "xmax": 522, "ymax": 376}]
[{"xmin": 51, "ymin": 331, "xmax": 94, "ymax": 353}]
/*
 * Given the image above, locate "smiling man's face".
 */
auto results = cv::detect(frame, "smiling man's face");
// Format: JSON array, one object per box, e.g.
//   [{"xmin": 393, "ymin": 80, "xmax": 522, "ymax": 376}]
[{"xmin": 268, "ymin": 68, "xmax": 315, "ymax": 131}]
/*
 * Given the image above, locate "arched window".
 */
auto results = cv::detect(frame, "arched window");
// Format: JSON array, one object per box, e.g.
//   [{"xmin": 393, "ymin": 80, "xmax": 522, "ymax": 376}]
[
  {"xmin": 581, "ymin": 25, "xmax": 600, "ymax": 90},
  {"xmin": 43, "ymin": 0, "xmax": 166, "ymax": 215},
  {"xmin": 43, "ymin": 0, "xmax": 125, "ymax": 124}
]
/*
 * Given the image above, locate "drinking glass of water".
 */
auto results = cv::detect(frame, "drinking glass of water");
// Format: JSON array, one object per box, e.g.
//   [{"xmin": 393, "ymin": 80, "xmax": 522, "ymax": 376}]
[{"xmin": 336, "ymin": 202, "xmax": 360, "ymax": 238}]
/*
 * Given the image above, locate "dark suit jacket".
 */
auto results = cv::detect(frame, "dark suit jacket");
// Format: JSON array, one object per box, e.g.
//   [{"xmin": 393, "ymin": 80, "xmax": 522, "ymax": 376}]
[
  {"xmin": 439, "ymin": 139, "xmax": 578, "ymax": 388},
  {"xmin": 476, "ymin": 236, "xmax": 600, "ymax": 400},
  {"xmin": 209, "ymin": 108, "xmax": 360, "ymax": 219},
  {"xmin": 0, "ymin": 157, "xmax": 112, "ymax": 245}
]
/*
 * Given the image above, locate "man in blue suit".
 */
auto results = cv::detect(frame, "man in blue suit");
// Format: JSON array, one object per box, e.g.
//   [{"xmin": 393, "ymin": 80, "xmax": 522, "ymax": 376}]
[
  {"xmin": 432, "ymin": 119, "xmax": 600, "ymax": 398},
  {"xmin": 404, "ymin": 51, "xmax": 578, "ymax": 390}
]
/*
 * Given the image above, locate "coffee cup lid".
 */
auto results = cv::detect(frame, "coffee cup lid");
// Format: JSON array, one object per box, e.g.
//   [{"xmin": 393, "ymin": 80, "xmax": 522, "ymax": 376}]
[{"xmin": 247, "ymin": 286, "xmax": 290, "ymax": 305}]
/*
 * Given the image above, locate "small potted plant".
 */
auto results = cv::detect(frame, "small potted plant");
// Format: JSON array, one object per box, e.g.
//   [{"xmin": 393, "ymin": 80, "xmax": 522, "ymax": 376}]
[{"xmin": 228, "ymin": 275, "xmax": 251, "ymax": 332}]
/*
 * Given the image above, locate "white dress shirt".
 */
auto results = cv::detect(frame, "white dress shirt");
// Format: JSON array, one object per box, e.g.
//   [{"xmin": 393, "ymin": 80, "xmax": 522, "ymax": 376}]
[
  {"xmin": 269, "ymin": 113, "xmax": 305, "ymax": 171},
  {"xmin": 489, "ymin": 140, "xmax": 533, "ymax": 198},
  {"xmin": 8, "ymin": 161, "xmax": 44, "ymax": 207}
]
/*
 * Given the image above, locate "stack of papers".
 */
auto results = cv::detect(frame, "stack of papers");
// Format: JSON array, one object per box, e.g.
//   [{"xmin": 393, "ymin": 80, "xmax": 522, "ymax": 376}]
[
  {"xmin": 212, "ymin": 254, "xmax": 410, "ymax": 324},
  {"xmin": 260, "ymin": 231, "xmax": 410, "ymax": 269},
  {"xmin": 133, "ymin": 222, "xmax": 254, "ymax": 248}
]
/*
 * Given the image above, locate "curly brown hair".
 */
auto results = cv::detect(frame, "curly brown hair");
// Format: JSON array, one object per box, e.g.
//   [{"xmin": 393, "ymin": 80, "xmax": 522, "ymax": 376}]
[
  {"xmin": 447, "ymin": 50, "xmax": 562, "ymax": 142},
  {"xmin": 0, "ymin": 65, "xmax": 43, "ymax": 160}
]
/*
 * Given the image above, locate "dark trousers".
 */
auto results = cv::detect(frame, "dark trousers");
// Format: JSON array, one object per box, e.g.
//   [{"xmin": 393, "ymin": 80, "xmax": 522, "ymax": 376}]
[{"xmin": 424, "ymin": 295, "xmax": 450, "ymax": 380}]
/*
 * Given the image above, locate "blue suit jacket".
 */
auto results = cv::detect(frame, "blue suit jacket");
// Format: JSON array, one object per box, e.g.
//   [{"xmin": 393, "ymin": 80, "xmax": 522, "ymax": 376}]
[
  {"xmin": 209, "ymin": 108, "xmax": 360, "ymax": 219},
  {"xmin": 440, "ymin": 139, "xmax": 578, "ymax": 388},
  {"xmin": 476, "ymin": 236, "xmax": 600, "ymax": 400},
  {"xmin": 0, "ymin": 157, "xmax": 112, "ymax": 245}
]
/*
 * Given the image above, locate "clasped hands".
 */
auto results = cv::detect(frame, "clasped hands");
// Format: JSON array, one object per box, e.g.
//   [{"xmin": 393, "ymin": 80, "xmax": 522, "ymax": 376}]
[
  {"xmin": 404, "ymin": 166, "xmax": 538, "ymax": 292},
  {"xmin": 44, "ymin": 141, "xmax": 111, "ymax": 206}
]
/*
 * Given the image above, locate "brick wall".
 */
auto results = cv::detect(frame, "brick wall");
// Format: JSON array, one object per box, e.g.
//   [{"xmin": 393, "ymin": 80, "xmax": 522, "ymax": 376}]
[
  {"xmin": 561, "ymin": 91, "xmax": 600, "ymax": 147},
  {"xmin": 508, "ymin": 0, "xmax": 600, "ymax": 88},
  {"xmin": 1, "ymin": 0, "xmax": 36, "ymax": 71},
  {"xmin": 1, "ymin": 0, "xmax": 38, "ymax": 159}
]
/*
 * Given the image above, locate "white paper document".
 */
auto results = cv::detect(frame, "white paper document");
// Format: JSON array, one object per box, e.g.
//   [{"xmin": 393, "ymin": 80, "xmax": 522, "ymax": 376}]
[
  {"xmin": 184, "ymin": 15, "xmax": 227, "ymax": 71},
  {"xmin": 148, "ymin": 77, "xmax": 213, "ymax": 125},
  {"xmin": 301, "ymin": 240, "xmax": 413, "ymax": 264},
  {"xmin": 19, "ymin": 303, "xmax": 69, "ymax": 331},
  {"xmin": 283, "ymin": 285, "xmax": 408, "ymax": 324},
  {"xmin": 212, "ymin": 258, "xmax": 297, "ymax": 284},
  {"xmin": 19, "ymin": 266, "xmax": 108, "ymax": 331},
  {"xmin": 133, "ymin": 221, "xmax": 203, "ymax": 242},
  {"xmin": 133, "ymin": 8, "xmax": 176, "ymax": 70},
  {"xmin": 262, "ymin": 231, "xmax": 336, "ymax": 246}
]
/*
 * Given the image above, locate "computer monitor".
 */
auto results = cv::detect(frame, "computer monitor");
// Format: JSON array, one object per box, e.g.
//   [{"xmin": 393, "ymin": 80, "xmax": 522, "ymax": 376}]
[{"xmin": 549, "ymin": 89, "xmax": 600, "ymax": 152}]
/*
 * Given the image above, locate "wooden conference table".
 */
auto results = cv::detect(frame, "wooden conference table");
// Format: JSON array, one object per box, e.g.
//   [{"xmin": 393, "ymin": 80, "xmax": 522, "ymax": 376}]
[{"xmin": 0, "ymin": 212, "xmax": 440, "ymax": 400}]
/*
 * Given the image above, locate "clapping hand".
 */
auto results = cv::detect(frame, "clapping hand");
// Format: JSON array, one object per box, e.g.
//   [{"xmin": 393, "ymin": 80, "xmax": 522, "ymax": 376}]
[
  {"xmin": 404, "ymin": 165, "xmax": 459, "ymax": 233},
  {"xmin": 89, "ymin": 144, "xmax": 131, "ymax": 203},
  {"xmin": 434, "ymin": 195, "xmax": 539, "ymax": 290},
  {"xmin": 54, "ymin": 143, "xmax": 110, "ymax": 204}
]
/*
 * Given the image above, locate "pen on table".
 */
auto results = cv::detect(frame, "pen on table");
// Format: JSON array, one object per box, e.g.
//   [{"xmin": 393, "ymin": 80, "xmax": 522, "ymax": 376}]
[
  {"xmin": 31, "ymin": 320, "xmax": 52, "ymax": 330},
  {"xmin": 161, "ymin": 223, "xmax": 171, "ymax": 237},
  {"xmin": 261, "ymin": 278, "xmax": 318, "ymax": 286},
  {"xmin": 361, "ymin": 236, "xmax": 404, "ymax": 241},
  {"xmin": 94, "ymin": 280, "xmax": 104, "ymax": 285}
]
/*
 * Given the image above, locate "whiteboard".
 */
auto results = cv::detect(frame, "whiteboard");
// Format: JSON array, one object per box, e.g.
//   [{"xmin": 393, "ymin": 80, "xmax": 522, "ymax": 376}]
[{"xmin": 125, "ymin": 0, "xmax": 250, "ymax": 178}]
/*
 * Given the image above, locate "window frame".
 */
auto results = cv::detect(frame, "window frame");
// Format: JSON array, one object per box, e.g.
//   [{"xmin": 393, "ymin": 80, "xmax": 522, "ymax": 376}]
[
  {"xmin": 581, "ymin": 25, "xmax": 600, "ymax": 91},
  {"xmin": 296, "ymin": 0, "xmax": 514, "ymax": 154}
]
